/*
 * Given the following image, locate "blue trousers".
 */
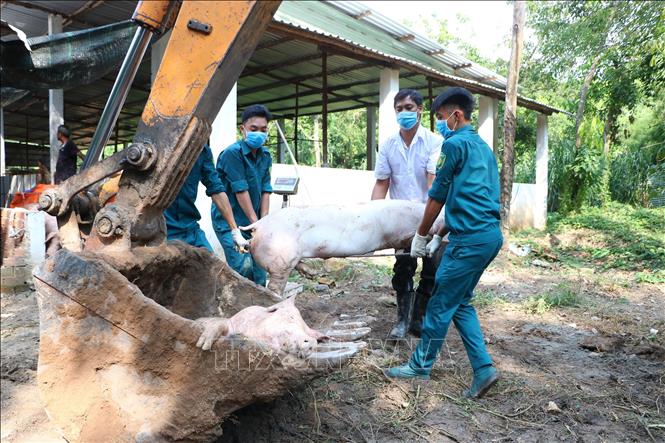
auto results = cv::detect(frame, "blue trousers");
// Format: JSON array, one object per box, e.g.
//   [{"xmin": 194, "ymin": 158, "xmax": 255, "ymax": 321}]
[
  {"xmin": 410, "ymin": 237, "xmax": 503, "ymax": 373},
  {"xmin": 215, "ymin": 229, "xmax": 267, "ymax": 286},
  {"xmin": 167, "ymin": 226, "xmax": 213, "ymax": 252}
]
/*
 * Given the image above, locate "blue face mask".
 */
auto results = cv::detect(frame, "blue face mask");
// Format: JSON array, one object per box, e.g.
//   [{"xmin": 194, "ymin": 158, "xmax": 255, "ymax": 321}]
[
  {"xmin": 244, "ymin": 131, "xmax": 267, "ymax": 149},
  {"xmin": 436, "ymin": 113, "xmax": 457, "ymax": 139},
  {"xmin": 396, "ymin": 111, "xmax": 419, "ymax": 130}
]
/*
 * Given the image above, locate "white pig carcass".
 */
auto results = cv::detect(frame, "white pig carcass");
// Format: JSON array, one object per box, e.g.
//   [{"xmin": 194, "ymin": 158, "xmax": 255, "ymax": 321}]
[
  {"xmin": 244, "ymin": 200, "xmax": 444, "ymax": 295},
  {"xmin": 196, "ymin": 296, "xmax": 325, "ymax": 357}
]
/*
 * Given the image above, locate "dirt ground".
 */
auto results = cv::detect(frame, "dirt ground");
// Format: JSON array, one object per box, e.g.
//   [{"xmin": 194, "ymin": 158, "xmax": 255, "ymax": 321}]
[{"xmin": 1, "ymin": 243, "xmax": 664, "ymax": 442}]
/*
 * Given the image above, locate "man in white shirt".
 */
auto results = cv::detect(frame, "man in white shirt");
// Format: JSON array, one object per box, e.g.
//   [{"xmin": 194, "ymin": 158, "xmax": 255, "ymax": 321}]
[{"xmin": 371, "ymin": 89, "xmax": 444, "ymax": 339}]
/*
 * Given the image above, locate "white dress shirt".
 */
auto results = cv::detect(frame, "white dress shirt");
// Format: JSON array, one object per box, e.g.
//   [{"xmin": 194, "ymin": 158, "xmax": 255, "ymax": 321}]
[{"xmin": 374, "ymin": 125, "xmax": 444, "ymax": 202}]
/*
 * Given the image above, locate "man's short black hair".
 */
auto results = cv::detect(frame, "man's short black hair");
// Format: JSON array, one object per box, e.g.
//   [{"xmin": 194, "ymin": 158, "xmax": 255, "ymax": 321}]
[
  {"xmin": 241, "ymin": 104, "xmax": 272, "ymax": 124},
  {"xmin": 57, "ymin": 125, "xmax": 70, "ymax": 138},
  {"xmin": 394, "ymin": 89, "xmax": 423, "ymax": 108},
  {"xmin": 431, "ymin": 87, "xmax": 475, "ymax": 119}
]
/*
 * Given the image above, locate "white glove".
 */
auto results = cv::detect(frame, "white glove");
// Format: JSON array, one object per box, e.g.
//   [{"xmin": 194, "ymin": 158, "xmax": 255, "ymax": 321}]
[
  {"xmin": 410, "ymin": 233, "xmax": 429, "ymax": 258},
  {"xmin": 231, "ymin": 228, "xmax": 250, "ymax": 253},
  {"xmin": 426, "ymin": 234, "xmax": 443, "ymax": 257}
]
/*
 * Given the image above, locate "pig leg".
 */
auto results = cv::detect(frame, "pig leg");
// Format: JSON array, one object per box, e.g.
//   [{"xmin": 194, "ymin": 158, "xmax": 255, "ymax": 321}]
[
  {"xmin": 265, "ymin": 256, "xmax": 301, "ymax": 296},
  {"xmin": 267, "ymin": 272, "xmax": 289, "ymax": 295}
]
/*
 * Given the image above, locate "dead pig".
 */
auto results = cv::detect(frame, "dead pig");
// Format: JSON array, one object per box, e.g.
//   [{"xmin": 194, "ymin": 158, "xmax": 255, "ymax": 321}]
[
  {"xmin": 196, "ymin": 296, "xmax": 326, "ymax": 357},
  {"xmin": 243, "ymin": 200, "xmax": 444, "ymax": 294}
]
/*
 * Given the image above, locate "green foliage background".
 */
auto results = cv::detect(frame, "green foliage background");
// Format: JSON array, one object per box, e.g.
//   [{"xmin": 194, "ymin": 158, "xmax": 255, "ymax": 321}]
[{"xmin": 264, "ymin": 1, "xmax": 664, "ymax": 212}]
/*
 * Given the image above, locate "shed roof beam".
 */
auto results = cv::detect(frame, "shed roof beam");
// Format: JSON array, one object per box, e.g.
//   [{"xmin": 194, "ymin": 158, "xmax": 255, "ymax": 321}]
[
  {"xmin": 63, "ymin": 0, "xmax": 105, "ymax": 27},
  {"xmin": 256, "ymin": 36, "xmax": 291, "ymax": 50},
  {"xmin": 238, "ymin": 62, "xmax": 374, "ymax": 95},
  {"xmin": 241, "ymin": 52, "xmax": 323, "ymax": 77},
  {"xmin": 6, "ymin": 1, "xmax": 95, "ymax": 27}
]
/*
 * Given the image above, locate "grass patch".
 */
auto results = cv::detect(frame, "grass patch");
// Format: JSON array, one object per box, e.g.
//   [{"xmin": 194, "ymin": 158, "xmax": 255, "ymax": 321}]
[
  {"xmin": 635, "ymin": 270, "xmax": 665, "ymax": 284},
  {"xmin": 549, "ymin": 202, "xmax": 665, "ymax": 271},
  {"xmin": 523, "ymin": 283, "xmax": 583, "ymax": 314},
  {"xmin": 363, "ymin": 262, "xmax": 393, "ymax": 279},
  {"xmin": 473, "ymin": 289, "xmax": 506, "ymax": 309}
]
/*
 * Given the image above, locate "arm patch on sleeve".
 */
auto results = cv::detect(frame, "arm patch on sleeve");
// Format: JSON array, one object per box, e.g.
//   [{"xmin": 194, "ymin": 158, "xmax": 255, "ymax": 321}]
[{"xmin": 436, "ymin": 153, "xmax": 447, "ymax": 169}]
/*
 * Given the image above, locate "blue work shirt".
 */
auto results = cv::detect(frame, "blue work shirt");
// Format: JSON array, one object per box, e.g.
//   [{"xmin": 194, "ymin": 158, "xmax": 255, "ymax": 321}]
[
  {"xmin": 212, "ymin": 140, "xmax": 272, "ymax": 233},
  {"xmin": 428, "ymin": 125, "xmax": 502, "ymax": 245},
  {"xmin": 164, "ymin": 144, "xmax": 224, "ymax": 234}
]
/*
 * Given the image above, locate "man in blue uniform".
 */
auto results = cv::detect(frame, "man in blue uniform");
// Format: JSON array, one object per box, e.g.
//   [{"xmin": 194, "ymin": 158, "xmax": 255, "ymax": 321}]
[
  {"xmin": 165, "ymin": 144, "xmax": 248, "ymax": 253},
  {"xmin": 213, "ymin": 104, "xmax": 273, "ymax": 286},
  {"xmin": 385, "ymin": 87, "xmax": 504, "ymax": 400}
]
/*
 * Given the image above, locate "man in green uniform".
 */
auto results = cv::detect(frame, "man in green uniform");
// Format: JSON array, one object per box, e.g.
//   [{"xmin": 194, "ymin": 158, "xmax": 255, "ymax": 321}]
[
  {"xmin": 385, "ymin": 87, "xmax": 503, "ymax": 400},
  {"xmin": 213, "ymin": 104, "xmax": 273, "ymax": 286},
  {"xmin": 164, "ymin": 144, "xmax": 247, "ymax": 253}
]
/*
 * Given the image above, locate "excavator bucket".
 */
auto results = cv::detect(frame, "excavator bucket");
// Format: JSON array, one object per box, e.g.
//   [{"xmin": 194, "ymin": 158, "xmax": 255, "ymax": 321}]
[
  {"xmin": 32, "ymin": 244, "xmax": 368, "ymax": 441},
  {"xmin": 31, "ymin": 2, "xmax": 370, "ymax": 440}
]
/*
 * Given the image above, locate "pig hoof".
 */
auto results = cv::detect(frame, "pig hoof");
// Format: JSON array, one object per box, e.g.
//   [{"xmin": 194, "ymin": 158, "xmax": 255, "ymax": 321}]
[
  {"xmin": 324, "ymin": 327, "xmax": 371, "ymax": 341},
  {"xmin": 332, "ymin": 320, "xmax": 370, "ymax": 329},
  {"xmin": 308, "ymin": 341, "xmax": 367, "ymax": 366}
]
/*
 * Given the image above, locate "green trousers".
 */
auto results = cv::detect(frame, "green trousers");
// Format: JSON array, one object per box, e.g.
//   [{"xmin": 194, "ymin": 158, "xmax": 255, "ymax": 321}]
[{"xmin": 410, "ymin": 237, "xmax": 502, "ymax": 373}]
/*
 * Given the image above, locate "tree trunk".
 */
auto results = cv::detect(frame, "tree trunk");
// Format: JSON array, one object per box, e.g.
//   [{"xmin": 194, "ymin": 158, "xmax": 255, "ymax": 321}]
[
  {"xmin": 499, "ymin": 1, "xmax": 526, "ymax": 237},
  {"xmin": 603, "ymin": 111, "xmax": 613, "ymax": 158},
  {"xmin": 313, "ymin": 115, "xmax": 321, "ymax": 168},
  {"xmin": 574, "ymin": 53, "xmax": 603, "ymax": 152},
  {"xmin": 568, "ymin": 52, "xmax": 603, "ymax": 207}
]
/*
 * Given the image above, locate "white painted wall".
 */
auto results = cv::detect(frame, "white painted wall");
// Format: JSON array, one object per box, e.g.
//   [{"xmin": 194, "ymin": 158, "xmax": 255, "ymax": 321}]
[
  {"xmin": 27, "ymin": 211, "xmax": 45, "ymax": 266},
  {"xmin": 535, "ymin": 114, "xmax": 549, "ymax": 229},
  {"xmin": 509, "ymin": 183, "xmax": 540, "ymax": 230}
]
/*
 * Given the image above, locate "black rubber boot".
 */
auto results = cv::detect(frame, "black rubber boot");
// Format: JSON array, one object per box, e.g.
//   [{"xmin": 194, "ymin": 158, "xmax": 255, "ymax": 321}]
[
  {"xmin": 390, "ymin": 290, "xmax": 415, "ymax": 338},
  {"xmin": 408, "ymin": 290, "xmax": 431, "ymax": 338}
]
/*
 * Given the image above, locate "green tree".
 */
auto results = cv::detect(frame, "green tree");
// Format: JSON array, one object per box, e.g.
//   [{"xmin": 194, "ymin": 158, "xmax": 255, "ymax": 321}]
[{"xmin": 527, "ymin": 0, "xmax": 664, "ymax": 210}]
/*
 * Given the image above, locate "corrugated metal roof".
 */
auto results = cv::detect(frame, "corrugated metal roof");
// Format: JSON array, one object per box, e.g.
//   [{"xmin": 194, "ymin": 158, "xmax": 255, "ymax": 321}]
[
  {"xmin": 269, "ymin": 3, "xmax": 562, "ymax": 116},
  {"xmin": 326, "ymin": 1, "xmax": 507, "ymax": 88},
  {"xmin": 1, "ymin": 0, "xmax": 564, "ymax": 170}
]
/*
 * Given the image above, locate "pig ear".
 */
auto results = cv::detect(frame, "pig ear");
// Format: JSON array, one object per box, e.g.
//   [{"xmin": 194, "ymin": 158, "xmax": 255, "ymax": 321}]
[
  {"xmin": 284, "ymin": 294, "xmax": 297, "ymax": 307},
  {"xmin": 268, "ymin": 294, "xmax": 297, "ymax": 312}
]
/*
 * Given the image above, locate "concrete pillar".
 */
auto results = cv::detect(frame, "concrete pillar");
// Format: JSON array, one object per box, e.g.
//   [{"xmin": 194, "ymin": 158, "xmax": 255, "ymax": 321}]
[
  {"xmin": 195, "ymin": 83, "xmax": 237, "ymax": 255},
  {"xmin": 535, "ymin": 114, "xmax": 549, "ymax": 229},
  {"xmin": 366, "ymin": 105, "xmax": 376, "ymax": 170},
  {"xmin": 1, "ymin": 107, "xmax": 5, "ymax": 176},
  {"xmin": 378, "ymin": 68, "xmax": 399, "ymax": 147},
  {"xmin": 151, "ymin": 30, "xmax": 172, "ymax": 85},
  {"xmin": 478, "ymin": 95, "xmax": 497, "ymax": 151},
  {"xmin": 321, "ymin": 49, "xmax": 329, "ymax": 167},
  {"xmin": 276, "ymin": 119, "xmax": 286, "ymax": 163},
  {"xmin": 48, "ymin": 14, "xmax": 64, "ymax": 183}
]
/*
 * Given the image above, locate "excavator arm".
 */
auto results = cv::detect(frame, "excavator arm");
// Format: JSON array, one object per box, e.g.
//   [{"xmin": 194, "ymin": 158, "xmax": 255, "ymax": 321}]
[
  {"xmin": 31, "ymin": 2, "xmax": 370, "ymax": 441},
  {"xmin": 40, "ymin": 0, "xmax": 279, "ymax": 253}
]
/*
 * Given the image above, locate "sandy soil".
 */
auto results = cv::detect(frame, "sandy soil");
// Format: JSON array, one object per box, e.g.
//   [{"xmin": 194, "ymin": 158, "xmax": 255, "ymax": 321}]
[{"xmin": 1, "ymin": 250, "xmax": 663, "ymax": 442}]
